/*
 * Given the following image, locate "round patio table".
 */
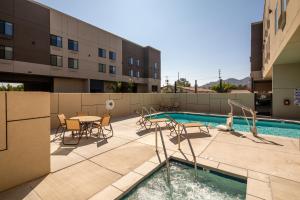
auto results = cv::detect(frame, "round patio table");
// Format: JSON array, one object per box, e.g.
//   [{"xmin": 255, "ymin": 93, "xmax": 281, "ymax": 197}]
[
  {"xmin": 70, "ymin": 116, "xmax": 101, "ymax": 123},
  {"xmin": 70, "ymin": 116, "xmax": 101, "ymax": 135}
]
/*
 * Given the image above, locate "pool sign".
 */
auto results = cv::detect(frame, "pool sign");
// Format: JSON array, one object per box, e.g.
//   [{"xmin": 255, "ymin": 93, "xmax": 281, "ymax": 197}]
[{"xmin": 295, "ymin": 89, "xmax": 300, "ymax": 106}]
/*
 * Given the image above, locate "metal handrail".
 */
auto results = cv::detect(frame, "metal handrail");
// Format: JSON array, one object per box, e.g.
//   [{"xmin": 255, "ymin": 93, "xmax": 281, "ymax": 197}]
[
  {"xmin": 182, "ymin": 125, "xmax": 197, "ymax": 171},
  {"xmin": 150, "ymin": 107, "xmax": 158, "ymax": 115},
  {"xmin": 155, "ymin": 123, "xmax": 170, "ymax": 182}
]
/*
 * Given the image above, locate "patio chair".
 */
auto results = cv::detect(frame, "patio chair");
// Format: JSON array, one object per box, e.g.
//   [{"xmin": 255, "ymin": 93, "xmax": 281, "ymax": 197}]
[
  {"xmin": 165, "ymin": 114, "xmax": 210, "ymax": 136},
  {"xmin": 93, "ymin": 113, "xmax": 113, "ymax": 138},
  {"xmin": 62, "ymin": 119, "xmax": 83, "ymax": 145},
  {"xmin": 55, "ymin": 114, "xmax": 66, "ymax": 137},
  {"xmin": 136, "ymin": 109, "xmax": 169, "ymax": 130},
  {"xmin": 172, "ymin": 102, "xmax": 180, "ymax": 111}
]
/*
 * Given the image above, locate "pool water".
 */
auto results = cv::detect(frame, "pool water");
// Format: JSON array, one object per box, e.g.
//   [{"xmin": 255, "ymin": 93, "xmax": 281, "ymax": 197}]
[
  {"xmin": 152, "ymin": 113, "xmax": 300, "ymax": 138},
  {"xmin": 122, "ymin": 161, "xmax": 247, "ymax": 200}
]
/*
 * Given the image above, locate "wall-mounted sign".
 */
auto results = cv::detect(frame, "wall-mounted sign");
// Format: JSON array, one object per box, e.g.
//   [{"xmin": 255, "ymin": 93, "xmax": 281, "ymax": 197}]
[{"xmin": 295, "ymin": 89, "xmax": 300, "ymax": 106}]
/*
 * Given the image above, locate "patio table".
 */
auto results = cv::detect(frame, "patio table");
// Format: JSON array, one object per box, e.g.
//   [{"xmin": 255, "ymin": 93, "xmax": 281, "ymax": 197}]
[{"xmin": 70, "ymin": 116, "xmax": 101, "ymax": 135}]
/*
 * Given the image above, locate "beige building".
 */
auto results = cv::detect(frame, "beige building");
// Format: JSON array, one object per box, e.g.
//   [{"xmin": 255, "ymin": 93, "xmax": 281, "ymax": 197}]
[
  {"xmin": 251, "ymin": 0, "xmax": 300, "ymax": 119},
  {"xmin": 0, "ymin": 0, "xmax": 161, "ymax": 93}
]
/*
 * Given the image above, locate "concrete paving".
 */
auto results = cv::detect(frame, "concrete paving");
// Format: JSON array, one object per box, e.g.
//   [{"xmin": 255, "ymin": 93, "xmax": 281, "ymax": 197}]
[{"xmin": 0, "ymin": 115, "xmax": 300, "ymax": 200}]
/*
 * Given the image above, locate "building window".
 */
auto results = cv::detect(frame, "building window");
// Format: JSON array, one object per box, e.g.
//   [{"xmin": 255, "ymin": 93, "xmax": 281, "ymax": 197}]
[
  {"xmin": 137, "ymin": 71, "xmax": 140, "ymax": 78},
  {"xmin": 50, "ymin": 34, "xmax": 63, "ymax": 48},
  {"xmin": 128, "ymin": 57, "xmax": 134, "ymax": 65},
  {"xmin": 129, "ymin": 69, "xmax": 134, "ymax": 77},
  {"xmin": 0, "ymin": 46, "xmax": 13, "ymax": 60},
  {"xmin": 154, "ymin": 72, "xmax": 158, "ymax": 79},
  {"xmin": 98, "ymin": 48, "xmax": 106, "ymax": 58},
  {"xmin": 154, "ymin": 62, "xmax": 158, "ymax": 70},
  {"xmin": 68, "ymin": 39, "xmax": 79, "ymax": 51},
  {"xmin": 109, "ymin": 51, "xmax": 116, "ymax": 60},
  {"xmin": 136, "ymin": 59, "xmax": 140, "ymax": 66},
  {"xmin": 0, "ymin": 21, "xmax": 13, "ymax": 37},
  {"xmin": 68, "ymin": 58, "xmax": 79, "ymax": 69},
  {"xmin": 99, "ymin": 63, "xmax": 106, "ymax": 73},
  {"xmin": 50, "ymin": 55, "xmax": 63, "ymax": 67},
  {"xmin": 275, "ymin": 1, "xmax": 279, "ymax": 33},
  {"xmin": 109, "ymin": 65, "xmax": 116, "ymax": 74}
]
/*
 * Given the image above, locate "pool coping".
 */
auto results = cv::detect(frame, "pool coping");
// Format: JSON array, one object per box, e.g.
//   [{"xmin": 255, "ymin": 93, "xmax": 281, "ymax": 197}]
[
  {"xmin": 88, "ymin": 152, "xmax": 272, "ymax": 200},
  {"xmin": 150, "ymin": 111, "xmax": 300, "ymax": 139},
  {"xmin": 151, "ymin": 111, "xmax": 300, "ymax": 125}
]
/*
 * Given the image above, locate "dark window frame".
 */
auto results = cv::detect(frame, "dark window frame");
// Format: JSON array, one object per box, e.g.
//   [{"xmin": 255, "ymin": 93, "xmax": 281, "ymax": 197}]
[
  {"xmin": 109, "ymin": 51, "xmax": 116, "ymax": 60},
  {"xmin": 50, "ymin": 34, "xmax": 63, "ymax": 48},
  {"xmin": 0, "ymin": 45, "xmax": 13, "ymax": 60},
  {"xmin": 68, "ymin": 39, "xmax": 79, "ymax": 51},
  {"xmin": 109, "ymin": 65, "xmax": 116, "ymax": 74},
  {"xmin": 68, "ymin": 58, "xmax": 79, "ymax": 69},
  {"xmin": 0, "ymin": 20, "xmax": 13, "ymax": 38},
  {"xmin": 50, "ymin": 54, "xmax": 63, "ymax": 67},
  {"xmin": 98, "ymin": 48, "xmax": 106, "ymax": 58},
  {"xmin": 99, "ymin": 63, "xmax": 106, "ymax": 73}
]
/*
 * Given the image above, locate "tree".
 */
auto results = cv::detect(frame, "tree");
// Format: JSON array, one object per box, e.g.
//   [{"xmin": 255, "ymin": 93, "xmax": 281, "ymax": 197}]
[
  {"xmin": 111, "ymin": 81, "xmax": 122, "ymax": 93},
  {"xmin": 0, "ymin": 83, "xmax": 24, "ymax": 91},
  {"xmin": 211, "ymin": 82, "xmax": 237, "ymax": 93},
  {"xmin": 176, "ymin": 78, "xmax": 191, "ymax": 87}
]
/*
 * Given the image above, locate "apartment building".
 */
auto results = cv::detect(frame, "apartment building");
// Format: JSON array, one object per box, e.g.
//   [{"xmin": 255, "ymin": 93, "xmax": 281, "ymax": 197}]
[
  {"xmin": 0, "ymin": 0, "xmax": 161, "ymax": 93},
  {"xmin": 251, "ymin": 0, "xmax": 300, "ymax": 119}
]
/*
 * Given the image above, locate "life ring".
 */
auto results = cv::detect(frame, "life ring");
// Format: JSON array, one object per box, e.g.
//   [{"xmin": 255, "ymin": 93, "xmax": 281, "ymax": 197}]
[{"xmin": 105, "ymin": 99, "xmax": 115, "ymax": 111}]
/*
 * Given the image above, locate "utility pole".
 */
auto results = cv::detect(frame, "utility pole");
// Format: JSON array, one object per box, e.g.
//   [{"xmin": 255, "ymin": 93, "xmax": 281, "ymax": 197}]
[
  {"xmin": 195, "ymin": 80, "xmax": 198, "ymax": 93},
  {"xmin": 219, "ymin": 69, "xmax": 223, "ymax": 93},
  {"xmin": 165, "ymin": 76, "xmax": 169, "ymax": 86},
  {"xmin": 177, "ymin": 72, "xmax": 179, "ymax": 81}
]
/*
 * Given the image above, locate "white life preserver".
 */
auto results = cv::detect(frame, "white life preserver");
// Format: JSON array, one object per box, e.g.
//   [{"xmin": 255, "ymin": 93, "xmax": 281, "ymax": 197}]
[{"xmin": 105, "ymin": 99, "xmax": 115, "ymax": 111}]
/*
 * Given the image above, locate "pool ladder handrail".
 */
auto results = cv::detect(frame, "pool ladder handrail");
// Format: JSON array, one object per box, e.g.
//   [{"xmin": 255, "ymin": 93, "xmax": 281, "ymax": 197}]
[
  {"xmin": 181, "ymin": 125, "xmax": 198, "ymax": 172},
  {"xmin": 155, "ymin": 123, "xmax": 171, "ymax": 182}
]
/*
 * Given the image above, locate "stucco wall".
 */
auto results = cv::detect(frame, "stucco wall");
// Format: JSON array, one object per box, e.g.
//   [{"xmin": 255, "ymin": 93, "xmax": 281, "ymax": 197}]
[
  {"xmin": 0, "ymin": 92, "xmax": 50, "ymax": 192},
  {"xmin": 273, "ymin": 64, "xmax": 300, "ymax": 119},
  {"xmin": 50, "ymin": 93, "xmax": 254, "ymax": 129},
  {"xmin": 53, "ymin": 77, "xmax": 88, "ymax": 93}
]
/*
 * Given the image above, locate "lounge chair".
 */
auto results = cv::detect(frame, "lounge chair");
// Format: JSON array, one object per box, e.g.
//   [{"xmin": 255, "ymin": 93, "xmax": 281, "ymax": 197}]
[
  {"xmin": 165, "ymin": 114, "xmax": 210, "ymax": 136},
  {"xmin": 62, "ymin": 119, "xmax": 83, "ymax": 145},
  {"xmin": 93, "ymin": 113, "xmax": 113, "ymax": 138},
  {"xmin": 55, "ymin": 114, "xmax": 66, "ymax": 137},
  {"xmin": 136, "ymin": 109, "xmax": 169, "ymax": 130}
]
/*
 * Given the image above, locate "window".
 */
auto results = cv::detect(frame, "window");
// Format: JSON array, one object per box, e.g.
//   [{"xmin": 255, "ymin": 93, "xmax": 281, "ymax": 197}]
[
  {"xmin": 68, "ymin": 39, "xmax": 79, "ymax": 51},
  {"xmin": 109, "ymin": 51, "xmax": 116, "ymax": 60},
  {"xmin": 137, "ymin": 71, "xmax": 140, "ymax": 78},
  {"xmin": 128, "ymin": 57, "xmax": 134, "ymax": 65},
  {"xmin": 99, "ymin": 63, "xmax": 106, "ymax": 73},
  {"xmin": 68, "ymin": 58, "xmax": 79, "ymax": 69},
  {"xmin": 50, "ymin": 35, "xmax": 63, "ymax": 48},
  {"xmin": 136, "ymin": 59, "xmax": 140, "ymax": 66},
  {"xmin": 154, "ymin": 62, "xmax": 158, "ymax": 70},
  {"xmin": 109, "ymin": 65, "xmax": 116, "ymax": 74},
  {"xmin": 0, "ymin": 21, "xmax": 13, "ymax": 37},
  {"xmin": 98, "ymin": 48, "xmax": 106, "ymax": 58},
  {"xmin": 275, "ymin": 1, "xmax": 279, "ymax": 33},
  {"xmin": 154, "ymin": 72, "xmax": 158, "ymax": 79},
  {"xmin": 50, "ymin": 55, "xmax": 63, "ymax": 67},
  {"xmin": 0, "ymin": 46, "xmax": 13, "ymax": 60},
  {"xmin": 129, "ymin": 69, "xmax": 133, "ymax": 77}
]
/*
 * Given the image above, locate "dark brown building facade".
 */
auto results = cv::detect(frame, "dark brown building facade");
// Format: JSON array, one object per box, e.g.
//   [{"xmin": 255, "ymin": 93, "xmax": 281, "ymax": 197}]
[
  {"xmin": 0, "ymin": 0, "xmax": 161, "ymax": 93},
  {"xmin": 0, "ymin": 0, "xmax": 50, "ymax": 65},
  {"xmin": 122, "ymin": 40, "xmax": 161, "ymax": 80}
]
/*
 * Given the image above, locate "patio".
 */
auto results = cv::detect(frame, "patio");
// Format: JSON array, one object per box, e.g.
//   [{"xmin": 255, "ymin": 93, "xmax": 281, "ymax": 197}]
[{"xmin": 0, "ymin": 115, "xmax": 300, "ymax": 200}]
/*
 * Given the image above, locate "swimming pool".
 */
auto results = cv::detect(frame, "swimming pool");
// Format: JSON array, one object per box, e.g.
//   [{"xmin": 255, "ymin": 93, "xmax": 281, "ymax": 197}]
[
  {"xmin": 152, "ymin": 112, "xmax": 300, "ymax": 138},
  {"xmin": 121, "ymin": 160, "xmax": 247, "ymax": 200}
]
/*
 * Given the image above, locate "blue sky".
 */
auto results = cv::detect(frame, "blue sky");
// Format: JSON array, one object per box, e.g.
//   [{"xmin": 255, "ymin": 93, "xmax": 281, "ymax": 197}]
[{"xmin": 37, "ymin": 0, "xmax": 264, "ymax": 86}]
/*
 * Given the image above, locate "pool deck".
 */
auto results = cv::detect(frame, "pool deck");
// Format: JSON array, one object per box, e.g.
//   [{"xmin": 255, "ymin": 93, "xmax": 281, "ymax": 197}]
[{"xmin": 1, "ymin": 115, "xmax": 300, "ymax": 200}]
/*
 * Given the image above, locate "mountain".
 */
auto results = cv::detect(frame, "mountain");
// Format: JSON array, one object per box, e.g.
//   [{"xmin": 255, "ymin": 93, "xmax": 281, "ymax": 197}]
[{"xmin": 201, "ymin": 77, "xmax": 251, "ymax": 89}]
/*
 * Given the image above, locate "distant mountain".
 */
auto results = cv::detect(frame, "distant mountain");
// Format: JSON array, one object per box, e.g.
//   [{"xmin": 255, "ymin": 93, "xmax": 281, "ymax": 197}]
[{"xmin": 201, "ymin": 77, "xmax": 251, "ymax": 89}]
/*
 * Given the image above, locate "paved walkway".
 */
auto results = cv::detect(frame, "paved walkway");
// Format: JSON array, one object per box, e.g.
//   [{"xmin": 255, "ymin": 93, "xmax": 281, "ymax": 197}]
[{"xmin": 1, "ymin": 116, "xmax": 300, "ymax": 200}]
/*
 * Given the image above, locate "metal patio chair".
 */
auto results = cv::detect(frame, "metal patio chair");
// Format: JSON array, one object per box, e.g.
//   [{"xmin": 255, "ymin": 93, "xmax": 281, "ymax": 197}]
[{"xmin": 62, "ymin": 119, "xmax": 83, "ymax": 145}]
